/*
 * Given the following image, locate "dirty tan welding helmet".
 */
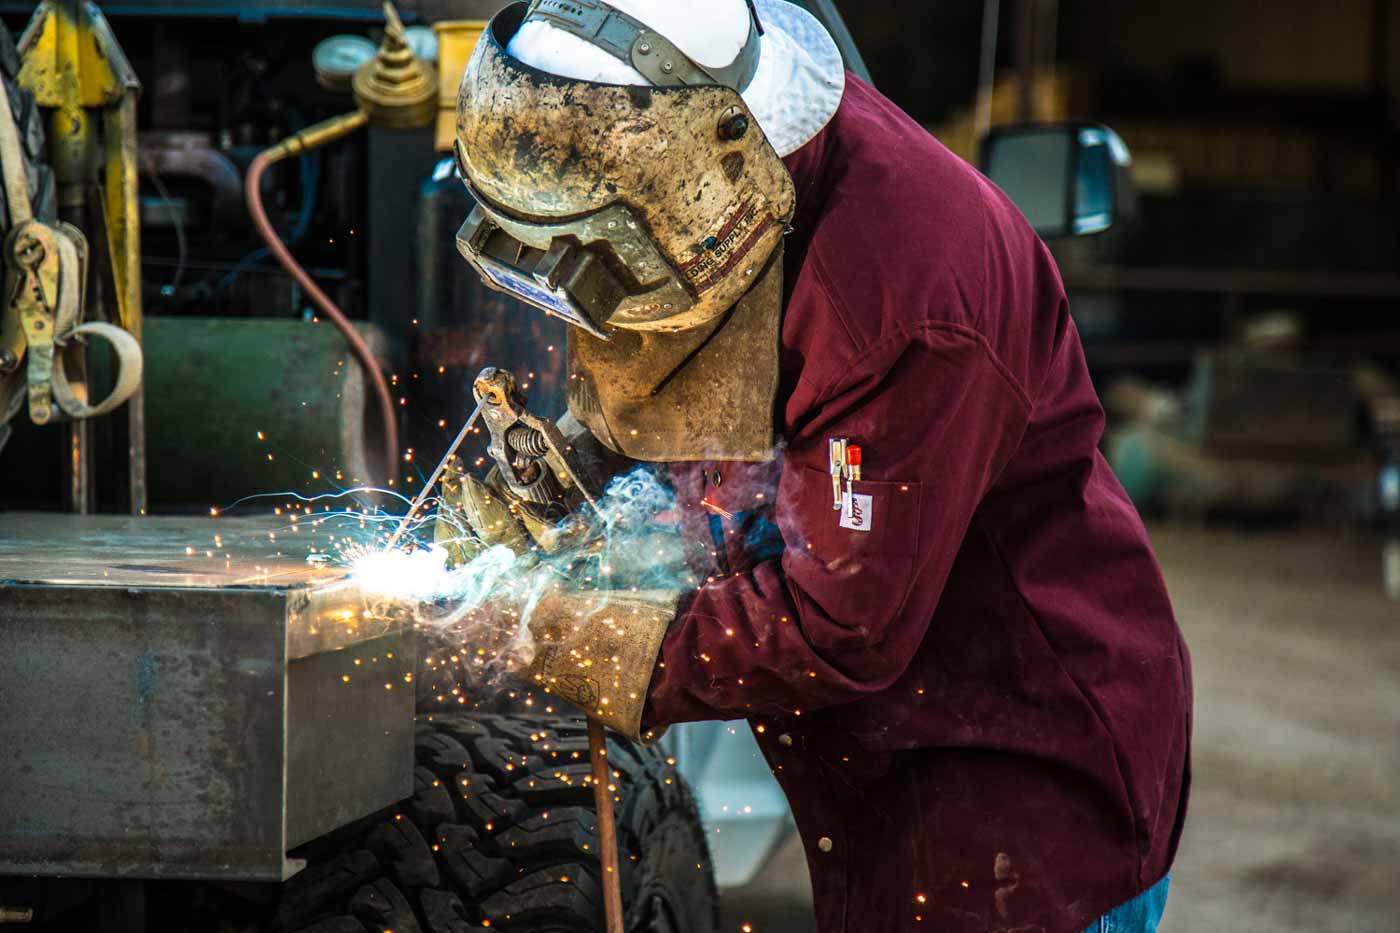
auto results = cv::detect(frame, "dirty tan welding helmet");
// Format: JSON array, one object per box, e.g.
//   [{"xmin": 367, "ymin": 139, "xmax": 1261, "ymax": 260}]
[{"xmin": 454, "ymin": 0, "xmax": 801, "ymax": 462}]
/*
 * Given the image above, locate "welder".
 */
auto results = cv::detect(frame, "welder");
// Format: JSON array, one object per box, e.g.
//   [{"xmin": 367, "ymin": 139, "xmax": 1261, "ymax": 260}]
[{"xmin": 450, "ymin": 2, "xmax": 1191, "ymax": 931}]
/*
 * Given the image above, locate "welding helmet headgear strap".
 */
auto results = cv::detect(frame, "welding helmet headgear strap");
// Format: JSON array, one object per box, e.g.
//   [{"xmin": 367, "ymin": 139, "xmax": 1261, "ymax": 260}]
[{"xmin": 522, "ymin": 0, "xmax": 763, "ymax": 92}]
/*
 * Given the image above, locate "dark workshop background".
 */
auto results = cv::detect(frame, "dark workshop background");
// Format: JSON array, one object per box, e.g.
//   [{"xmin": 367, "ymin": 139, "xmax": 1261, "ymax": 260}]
[
  {"xmin": 842, "ymin": 0, "xmax": 1400, "ymax": 301},
  {"xmin": 830, "ymin": 0, "xmax": 1400, "ymax": 520}
]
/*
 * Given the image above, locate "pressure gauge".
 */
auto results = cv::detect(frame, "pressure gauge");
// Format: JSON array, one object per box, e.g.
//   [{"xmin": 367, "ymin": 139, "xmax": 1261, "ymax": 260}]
[
  {"xmin": 404, "ymin": 25, "xmax": 440, "ymax": 66},
  {"xmin": 313, "ymin": 34, "xmax": 378, "ymax": 93}
]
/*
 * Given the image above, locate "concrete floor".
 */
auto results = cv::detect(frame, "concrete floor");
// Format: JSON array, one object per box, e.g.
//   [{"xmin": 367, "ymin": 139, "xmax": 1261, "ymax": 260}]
[{"xmin": 718, "ymin": 526, "xmax": 1400, "ymax": 933}]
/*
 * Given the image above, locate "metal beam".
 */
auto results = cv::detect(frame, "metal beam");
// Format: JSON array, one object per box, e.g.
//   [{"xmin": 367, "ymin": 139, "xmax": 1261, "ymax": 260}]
[{"xmin": 0, "ymin": 514, "xmax": 415, "ymax": 881}]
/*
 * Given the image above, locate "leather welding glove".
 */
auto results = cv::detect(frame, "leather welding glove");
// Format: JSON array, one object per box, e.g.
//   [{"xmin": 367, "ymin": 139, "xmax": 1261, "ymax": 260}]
[
  {"xmin": 434, "ymin": 464, "xmax": 561, "ymax": 565},
  {"xmin": 434, "ymin": 412, "xmax": 634, "ymax": 564},
  {"xmin": 514, "ymin": 588, "xmax": 677, "ymax": 743}
]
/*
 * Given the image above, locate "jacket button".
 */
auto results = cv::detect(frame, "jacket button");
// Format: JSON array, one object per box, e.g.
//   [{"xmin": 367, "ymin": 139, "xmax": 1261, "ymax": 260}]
[
  {"xmin": 778, "ymin": 733, "xmax": 792, "ymax": 746},
  {"xmin": 817, "ymin": 837, "xmax": 834, "ymax": 852},
  {"xmin": 711, "ymin": 470, "xmax": 723, "ymax": 487}
]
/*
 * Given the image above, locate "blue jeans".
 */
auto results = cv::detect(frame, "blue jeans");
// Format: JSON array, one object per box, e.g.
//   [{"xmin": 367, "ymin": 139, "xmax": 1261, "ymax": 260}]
[{"xmin": 1083, "ymin": 876, "xmax": 1171, "ymax": 933}]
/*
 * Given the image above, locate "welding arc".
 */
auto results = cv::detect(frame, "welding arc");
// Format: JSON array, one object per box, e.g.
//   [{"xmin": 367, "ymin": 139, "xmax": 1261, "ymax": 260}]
[
  {"xmin": 384, "ymin": 402, "xmax": 484, "ymax": 552},
  {"xmin": 245, "ymin": 141, "xmax": 399, "ymax": 486}
]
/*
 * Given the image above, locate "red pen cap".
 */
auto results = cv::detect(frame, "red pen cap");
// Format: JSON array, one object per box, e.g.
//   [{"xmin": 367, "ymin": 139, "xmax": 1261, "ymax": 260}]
[{"xmin": 846, "ymin": 445, "xmax": 862, "ymax": 466}]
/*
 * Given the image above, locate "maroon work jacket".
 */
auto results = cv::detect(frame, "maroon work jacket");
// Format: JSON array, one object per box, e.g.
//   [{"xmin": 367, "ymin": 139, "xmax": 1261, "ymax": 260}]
[{"xmin": 643, "ymin": 76, "xmax": 1192, "ymax": 933}]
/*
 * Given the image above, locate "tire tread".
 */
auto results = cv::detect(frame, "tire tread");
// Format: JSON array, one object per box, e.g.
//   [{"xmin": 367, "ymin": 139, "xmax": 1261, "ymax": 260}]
[{"xmin": 276, "ymin": 712, "xmax": 718, "ymax": 933}]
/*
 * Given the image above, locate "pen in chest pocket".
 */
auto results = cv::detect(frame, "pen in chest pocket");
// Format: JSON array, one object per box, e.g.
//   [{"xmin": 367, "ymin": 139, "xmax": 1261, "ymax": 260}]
[
  {"xmin": 838, "ymin": 444, "xmax": 873, "ymax": 532},
  {"xmin": 829, "ymin": 437, "xmax": 848, "ymax": 510},
  {"xmin": 843, "ymin": 444, "xmax": 862, "ymax": 511}
]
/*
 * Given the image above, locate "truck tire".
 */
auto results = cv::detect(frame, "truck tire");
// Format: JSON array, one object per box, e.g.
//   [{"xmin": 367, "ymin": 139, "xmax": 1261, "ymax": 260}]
[{"xmin": 269, "ymin": 713, "xmax": 719, "ymax": 933}]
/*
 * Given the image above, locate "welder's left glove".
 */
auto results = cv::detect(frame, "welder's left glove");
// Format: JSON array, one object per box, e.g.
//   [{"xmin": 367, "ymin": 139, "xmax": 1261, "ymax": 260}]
[
  {"xmin": 435, "ymin": 467, "xmax": 533, "ymax": 562},
  {"xmin": 515, "ymin": 588, "xmax": 678, "ymax": 743}
]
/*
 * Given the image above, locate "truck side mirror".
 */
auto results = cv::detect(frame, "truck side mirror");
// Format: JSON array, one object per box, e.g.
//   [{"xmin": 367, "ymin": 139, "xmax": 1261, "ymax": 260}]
[{"xmin": 979, "ymin": 124, "xmax": 1132, "ymax": 240}]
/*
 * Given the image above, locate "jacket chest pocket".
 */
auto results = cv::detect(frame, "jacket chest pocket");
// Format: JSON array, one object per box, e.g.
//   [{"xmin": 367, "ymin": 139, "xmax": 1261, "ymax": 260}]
[
  {"xmin": 779, "ymin": 466, "xmax": 926, "ymax": 625},
  {"xmin": 789, "ymin": 466, "xmax": 921, "ymax": 550}
]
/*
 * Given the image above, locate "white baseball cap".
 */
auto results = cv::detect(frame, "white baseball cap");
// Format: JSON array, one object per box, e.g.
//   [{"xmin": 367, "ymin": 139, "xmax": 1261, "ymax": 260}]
[{"xmin": 506, "ymin": 0, "xmax": 846, "ymax": 157}]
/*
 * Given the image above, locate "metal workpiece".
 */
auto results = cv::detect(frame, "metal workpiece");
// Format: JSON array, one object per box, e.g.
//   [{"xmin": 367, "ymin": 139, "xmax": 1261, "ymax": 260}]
[{"xmin": 0, "ymin": 514, "xmax": 415, "ymax": 881}]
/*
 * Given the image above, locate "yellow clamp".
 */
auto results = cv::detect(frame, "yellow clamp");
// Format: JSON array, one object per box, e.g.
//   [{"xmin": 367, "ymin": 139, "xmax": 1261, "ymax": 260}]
[{"xmin": 5, "ymin": 221, "xmax": 64, "ymax": 424}]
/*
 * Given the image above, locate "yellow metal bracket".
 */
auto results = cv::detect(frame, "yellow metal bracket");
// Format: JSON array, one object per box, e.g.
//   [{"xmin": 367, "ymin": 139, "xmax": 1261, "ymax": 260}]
[
  {"xmin": 19, "ymin": 1, "xmax": 142, "ymax": 338},
  {"xmin": 15, "ymin": 0, "xmax": 146, "ymax": 513},
  {"xmin": 16, "ymin": 0, "xmax": 128, "ymax": 108}
]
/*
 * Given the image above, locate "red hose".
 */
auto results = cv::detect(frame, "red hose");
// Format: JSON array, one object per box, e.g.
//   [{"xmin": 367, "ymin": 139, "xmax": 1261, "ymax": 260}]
[{"xmin": 246, "ymin": 151, "xmax": 400, "ymax": 485}]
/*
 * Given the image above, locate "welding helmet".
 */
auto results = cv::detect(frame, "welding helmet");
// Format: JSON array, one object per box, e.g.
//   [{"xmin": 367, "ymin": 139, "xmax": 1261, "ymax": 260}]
[{"xmin": 453, "ymin": 0, "xmax": 843, "ymax": 461}]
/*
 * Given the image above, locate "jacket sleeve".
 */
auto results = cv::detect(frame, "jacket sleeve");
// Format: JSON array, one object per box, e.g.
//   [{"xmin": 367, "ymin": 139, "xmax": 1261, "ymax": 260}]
[{"xmin": 643, "ymin": 323, "xmax": 1032, "ymax": 726}]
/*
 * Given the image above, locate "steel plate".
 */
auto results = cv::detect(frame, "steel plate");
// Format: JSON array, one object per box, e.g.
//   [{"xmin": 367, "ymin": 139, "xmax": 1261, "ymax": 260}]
[{"xmin": 0, "ymin": 513, "xmax": 414, "ymax": 881}]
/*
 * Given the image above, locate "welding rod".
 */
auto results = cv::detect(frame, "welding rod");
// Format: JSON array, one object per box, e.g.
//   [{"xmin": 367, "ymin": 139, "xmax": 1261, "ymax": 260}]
[
  {"xmin": 384, "ymin": 403, "xmax": 483, "ymax": 552},
  {"xmin": 384, "ymin": 403, "xmax": 626, "ymax": 933},
  {"xmin": 588, "ymin": 717, "xmax": 626, "ymax": 933}
]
